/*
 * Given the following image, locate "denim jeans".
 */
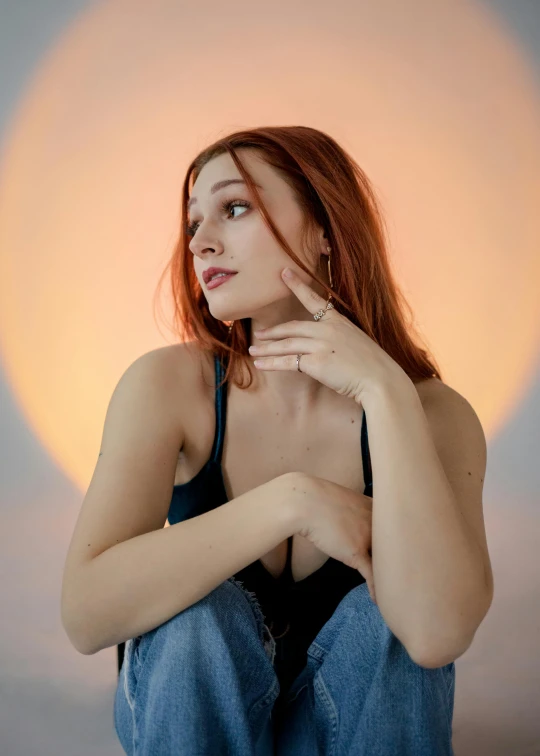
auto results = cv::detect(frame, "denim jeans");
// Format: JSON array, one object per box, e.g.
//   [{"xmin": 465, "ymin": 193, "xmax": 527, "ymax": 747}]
[{"xmin": 114, "ymin": 577, "xmax": 455, "ymax": 755}]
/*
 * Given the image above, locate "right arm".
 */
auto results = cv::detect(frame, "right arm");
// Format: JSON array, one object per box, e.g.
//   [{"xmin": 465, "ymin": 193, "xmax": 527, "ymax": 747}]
[{"xmin": 60, "ymin": 347, "xmax": 304, "ymax": 656}]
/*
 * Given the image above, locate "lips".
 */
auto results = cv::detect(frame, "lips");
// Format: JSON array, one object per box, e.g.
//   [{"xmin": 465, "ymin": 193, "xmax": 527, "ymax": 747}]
[
  {"xmin": 206, "ymin": 272, "xmax": 237, "ymax": 289},
  {"xmin": 203, "ymin": 267, "xmax": 238, "ymax": 284}
]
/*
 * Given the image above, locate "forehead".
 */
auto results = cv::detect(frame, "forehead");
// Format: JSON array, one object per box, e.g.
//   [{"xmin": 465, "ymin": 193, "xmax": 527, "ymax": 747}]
[{"xmin": 189, "ymin": 150, "xmax": 285, "ymax": 204}]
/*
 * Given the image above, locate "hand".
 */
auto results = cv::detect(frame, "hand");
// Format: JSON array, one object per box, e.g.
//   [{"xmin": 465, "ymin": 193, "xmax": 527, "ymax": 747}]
[
  {"xmin": 249, "ymin": 266, "xmax": 405, "ymax": 403},
  {"xmin": 289, "ymin": 472, "xmax": 377, "ymax": 604}
]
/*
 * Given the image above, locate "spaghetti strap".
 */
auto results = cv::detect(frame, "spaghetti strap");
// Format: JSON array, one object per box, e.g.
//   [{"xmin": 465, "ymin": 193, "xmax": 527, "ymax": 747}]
[
  {"xmin": 210, "ymin": 354, "xmax": 228, "ymax": 465},
  {"xmin": 361, "ymin": 409, "xmax": 373, "ymax": 497},
  {"xmin": 212, "ymin": 350, "xmax": 371, "ymax": 494},
  {"xmin": 286, "ymin": 536, "xmax": 293, "ymax": 565},
  {"xmin": 284, "ymin": 535, "xmax": 294, "ymax": 582}
]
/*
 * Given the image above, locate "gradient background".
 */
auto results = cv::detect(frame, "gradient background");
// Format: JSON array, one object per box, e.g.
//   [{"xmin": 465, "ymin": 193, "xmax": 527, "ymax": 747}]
[{"xmin": 1, "ymin": 1, "xmax": 539, "ymax": 754}]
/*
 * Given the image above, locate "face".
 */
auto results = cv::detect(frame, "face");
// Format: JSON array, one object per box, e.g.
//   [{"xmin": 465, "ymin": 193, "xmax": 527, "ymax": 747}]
[{"xmin": 187, "ymin": 149, "xmax": 327, "ymax": 329}]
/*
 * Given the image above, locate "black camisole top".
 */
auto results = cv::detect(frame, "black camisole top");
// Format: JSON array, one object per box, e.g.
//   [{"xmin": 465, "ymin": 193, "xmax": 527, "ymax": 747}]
[{"xmin": 167, "ymin": 353, "xmax": 373, "ymax": 698}]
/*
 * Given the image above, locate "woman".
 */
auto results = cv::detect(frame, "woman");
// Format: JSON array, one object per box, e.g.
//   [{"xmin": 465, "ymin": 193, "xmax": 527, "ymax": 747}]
[{"xmin": 62, "ymin": 126, "xmax": 493, "ymax": 755}]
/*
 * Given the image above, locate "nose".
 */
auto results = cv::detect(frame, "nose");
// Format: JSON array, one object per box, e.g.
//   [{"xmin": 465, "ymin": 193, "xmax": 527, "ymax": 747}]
[
  {"xmin": 189, "ymin": 234, "xmax": 224, "ymax": 260},
  {"xmin": 190, "ymin": 235, "xmax": 226, "ymax": 286}
]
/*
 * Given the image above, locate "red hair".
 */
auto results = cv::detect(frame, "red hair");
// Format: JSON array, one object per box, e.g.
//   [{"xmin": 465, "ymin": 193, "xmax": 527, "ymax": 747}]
[{"xmin": 154, "ymin": 125, "xmax": 442, "ymax": 390}]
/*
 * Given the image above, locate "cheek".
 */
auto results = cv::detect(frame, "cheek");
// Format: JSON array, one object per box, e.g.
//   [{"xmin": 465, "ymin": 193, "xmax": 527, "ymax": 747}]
[{"xmin": 239, "ymin": 215, "xmax": 304, "ymax": 281}]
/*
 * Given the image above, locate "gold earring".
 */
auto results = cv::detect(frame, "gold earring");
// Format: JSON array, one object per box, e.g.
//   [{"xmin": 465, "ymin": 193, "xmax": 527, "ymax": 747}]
[
  {"xmin": 229, "ymin": 246, "xmax": 333, "ymax": 335},
  {"xmin": 326, "ymin": 246, "xmax": 333, "ymax": 303}
]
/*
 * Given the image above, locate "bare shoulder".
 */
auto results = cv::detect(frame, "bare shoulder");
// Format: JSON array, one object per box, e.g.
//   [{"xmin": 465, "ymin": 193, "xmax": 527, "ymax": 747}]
[
  {"xmin": 413, "ymin": 376, "xmax": 487, "ymax": 481},
  {"xmin": 151, "ymin": 340, "xmax": 209, "ymax": 381},
  {"xmin": 131, "ymin": 341, "xmax": 212, "ymax": 450},
  {"xmin": 413, "ymin": 376, "xmax": 451, "ymax": 406},
  {"xmin": 414, "ymin": 376, "xmax": 473, "ymax": 413},
  {"xmin": 129, "ymin": 342, "xmax": 199, "ymax": 395}
]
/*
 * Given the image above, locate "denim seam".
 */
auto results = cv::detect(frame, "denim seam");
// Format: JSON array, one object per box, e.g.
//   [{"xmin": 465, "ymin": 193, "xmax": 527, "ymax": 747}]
[
  {"xmin": 444, "ymin": 663, "xmax": 456, "ymax": 733},
  {"xmin": 248, "ymin": 676, "xmax": 281, "ymax": 721},
  {"xmin": 313, "ymin": 670, "xmax": 339, "ymax": 756},
  {"xmin": 122, "ymin": 638, "xmax": 136, "ymax": 714},
  {"xmin": 227, "ymin": 576, "xmax": 277, "ymax": 665},
  {"xmin": 306, "ymin": 640, "xmax": 327, "ymax": 662},
  {"xmin": 446, "ymin": 663, "xmax": 455, "ymax": 699},
  {"xmin": 121, "ymin": 637, "xmax": 140, "ymax": 752}
]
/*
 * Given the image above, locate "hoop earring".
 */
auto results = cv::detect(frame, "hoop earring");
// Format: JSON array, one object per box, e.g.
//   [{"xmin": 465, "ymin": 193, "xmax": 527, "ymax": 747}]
[
  {"xmin": 228, "ymin": 246, "xmax": 333, "ymax": 335},
  {"xmin": 326, "ymin": 245, "xmax": 333, "ymax": 302}
]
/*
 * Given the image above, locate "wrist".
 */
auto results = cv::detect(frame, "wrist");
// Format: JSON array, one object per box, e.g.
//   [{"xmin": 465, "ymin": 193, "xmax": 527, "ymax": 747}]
[
  {"xmin": 273, "ymin": 471, "xmax": 314, "ymax": 537},
  {"xmin": 357, "ymin": 369, "xmax": 415, "ymax": 408}
]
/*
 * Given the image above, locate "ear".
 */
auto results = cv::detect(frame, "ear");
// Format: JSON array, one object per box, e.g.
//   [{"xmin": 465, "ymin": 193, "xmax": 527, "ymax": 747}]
[
  {"xmin": 321, "ymin": 231, "xmax": 331, "ymax": 255},
  {"xmin": 311, "ymin": 223, "xmax": 330, "ymax": 256}
]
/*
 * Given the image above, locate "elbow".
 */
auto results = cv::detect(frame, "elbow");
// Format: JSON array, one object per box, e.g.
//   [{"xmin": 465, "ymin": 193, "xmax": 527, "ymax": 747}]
[
  {"xmin": 62, "ymin": 621, "xmax": 95, "ymax": 656},
  {"xmin": 409, "ymin": 637, "xmax": 471, "ymax": 669},
  {"xmin": 61, "ymin": 568, "xmax": 102, "ymax": 655},
  {"xmin": 65, "ymin": 621, "xmax": 104, "ymax": 656},
  {"xmin": 72, "ymin": 638, "xmax": 98, "ymax": 657},
  {"xmin": 409, "ymin": 617, "xmax": 484, "ymax": 669},
  {"xmin": 62, "ymin": 600, "xmax": 122, "ymax": 656},
  {"xmin": 410, "ymin": 586, "xmax": 494, "ymax": 670},
  {"xmin": 61, "ymin": 601, "xmax": 98, "ymax": 656}
]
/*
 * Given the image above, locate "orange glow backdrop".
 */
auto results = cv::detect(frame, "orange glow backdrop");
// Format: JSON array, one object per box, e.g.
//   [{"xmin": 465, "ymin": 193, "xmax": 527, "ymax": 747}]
[{"xmin": 0, "ymin": 0, "xmax": 539, "ymax": 497}]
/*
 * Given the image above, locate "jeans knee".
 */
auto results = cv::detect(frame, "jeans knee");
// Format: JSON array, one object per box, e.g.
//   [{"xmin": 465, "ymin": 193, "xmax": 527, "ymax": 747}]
[
  {"xmin": 144, "ymin": 577, "xmax": 265, "ymax": 650},
  {"xmin": 127, "ymin": 577, "xmax": 276, "ymax": 682},
  {"xmin": 345, "ymin": 581, "xmax": 383, "ymax": 615},
  {"xmin": 328, "ymin": 581, "xmax": 393, "ymax": 650}
]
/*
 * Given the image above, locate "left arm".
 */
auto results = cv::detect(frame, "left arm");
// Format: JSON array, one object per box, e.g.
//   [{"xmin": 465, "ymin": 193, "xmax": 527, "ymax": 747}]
[
  {"xmin": 250, "ymin": 266, "xmax": 493, "ymax": 669},
  {"xmin": 362, "ymin": 374, "xmax": 494, "ymax": 669}
]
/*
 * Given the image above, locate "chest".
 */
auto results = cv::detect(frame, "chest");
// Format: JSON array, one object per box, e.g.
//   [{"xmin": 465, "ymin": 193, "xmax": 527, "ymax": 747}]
[{"xmin": 175, "ymin": 383, "xmax": 367, "ymax": 583}]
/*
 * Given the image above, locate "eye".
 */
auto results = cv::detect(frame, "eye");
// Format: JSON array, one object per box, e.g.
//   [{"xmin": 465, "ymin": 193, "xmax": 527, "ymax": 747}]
[{"xmin": 185, "ymin": 198, "xmax": 251, "ymax": 237}]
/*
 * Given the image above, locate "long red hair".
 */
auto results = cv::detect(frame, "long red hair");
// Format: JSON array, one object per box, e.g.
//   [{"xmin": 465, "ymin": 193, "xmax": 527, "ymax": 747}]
[{"xmin": 154, "ymin": 125, "xmax": 442, "ymax": 390}]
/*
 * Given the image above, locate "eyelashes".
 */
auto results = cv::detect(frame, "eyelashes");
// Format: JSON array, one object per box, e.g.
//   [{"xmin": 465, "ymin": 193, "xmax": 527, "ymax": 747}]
[{"xmin": 185, "ymin": 198, "xmax": 252, "ymax": 237}]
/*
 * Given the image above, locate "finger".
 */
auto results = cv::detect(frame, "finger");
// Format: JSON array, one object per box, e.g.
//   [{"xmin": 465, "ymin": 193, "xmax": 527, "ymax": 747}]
[
  {"xmin": 254, "ymin": 319, "xmax": 320, "ymax": 341},
  {"xmin": 253, "ymin": 353, "xmax": 309, "ymax": 372},
  {"xmin": 281, "ymin": 267, "xmax": 334, "ymax": 318},
  {"xmin": 249, "ymin": 337, "xmax": 314, "ymax": 357},
  {"xmin": 353, "ymin": 556, "xmax": 376, "ymax": 603}
]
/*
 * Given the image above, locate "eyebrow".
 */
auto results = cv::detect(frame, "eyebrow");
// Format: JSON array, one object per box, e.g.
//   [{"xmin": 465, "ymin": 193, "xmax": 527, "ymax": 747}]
[{"xmin": 187, "ymin": 179, "xmax": 262, "ymax": 209}]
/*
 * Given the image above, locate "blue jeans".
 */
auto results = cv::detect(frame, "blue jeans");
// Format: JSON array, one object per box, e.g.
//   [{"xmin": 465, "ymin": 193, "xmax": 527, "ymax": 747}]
[{"xmin": 114, "ymin": 577, "xmax": 455, "ymax": 755}]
